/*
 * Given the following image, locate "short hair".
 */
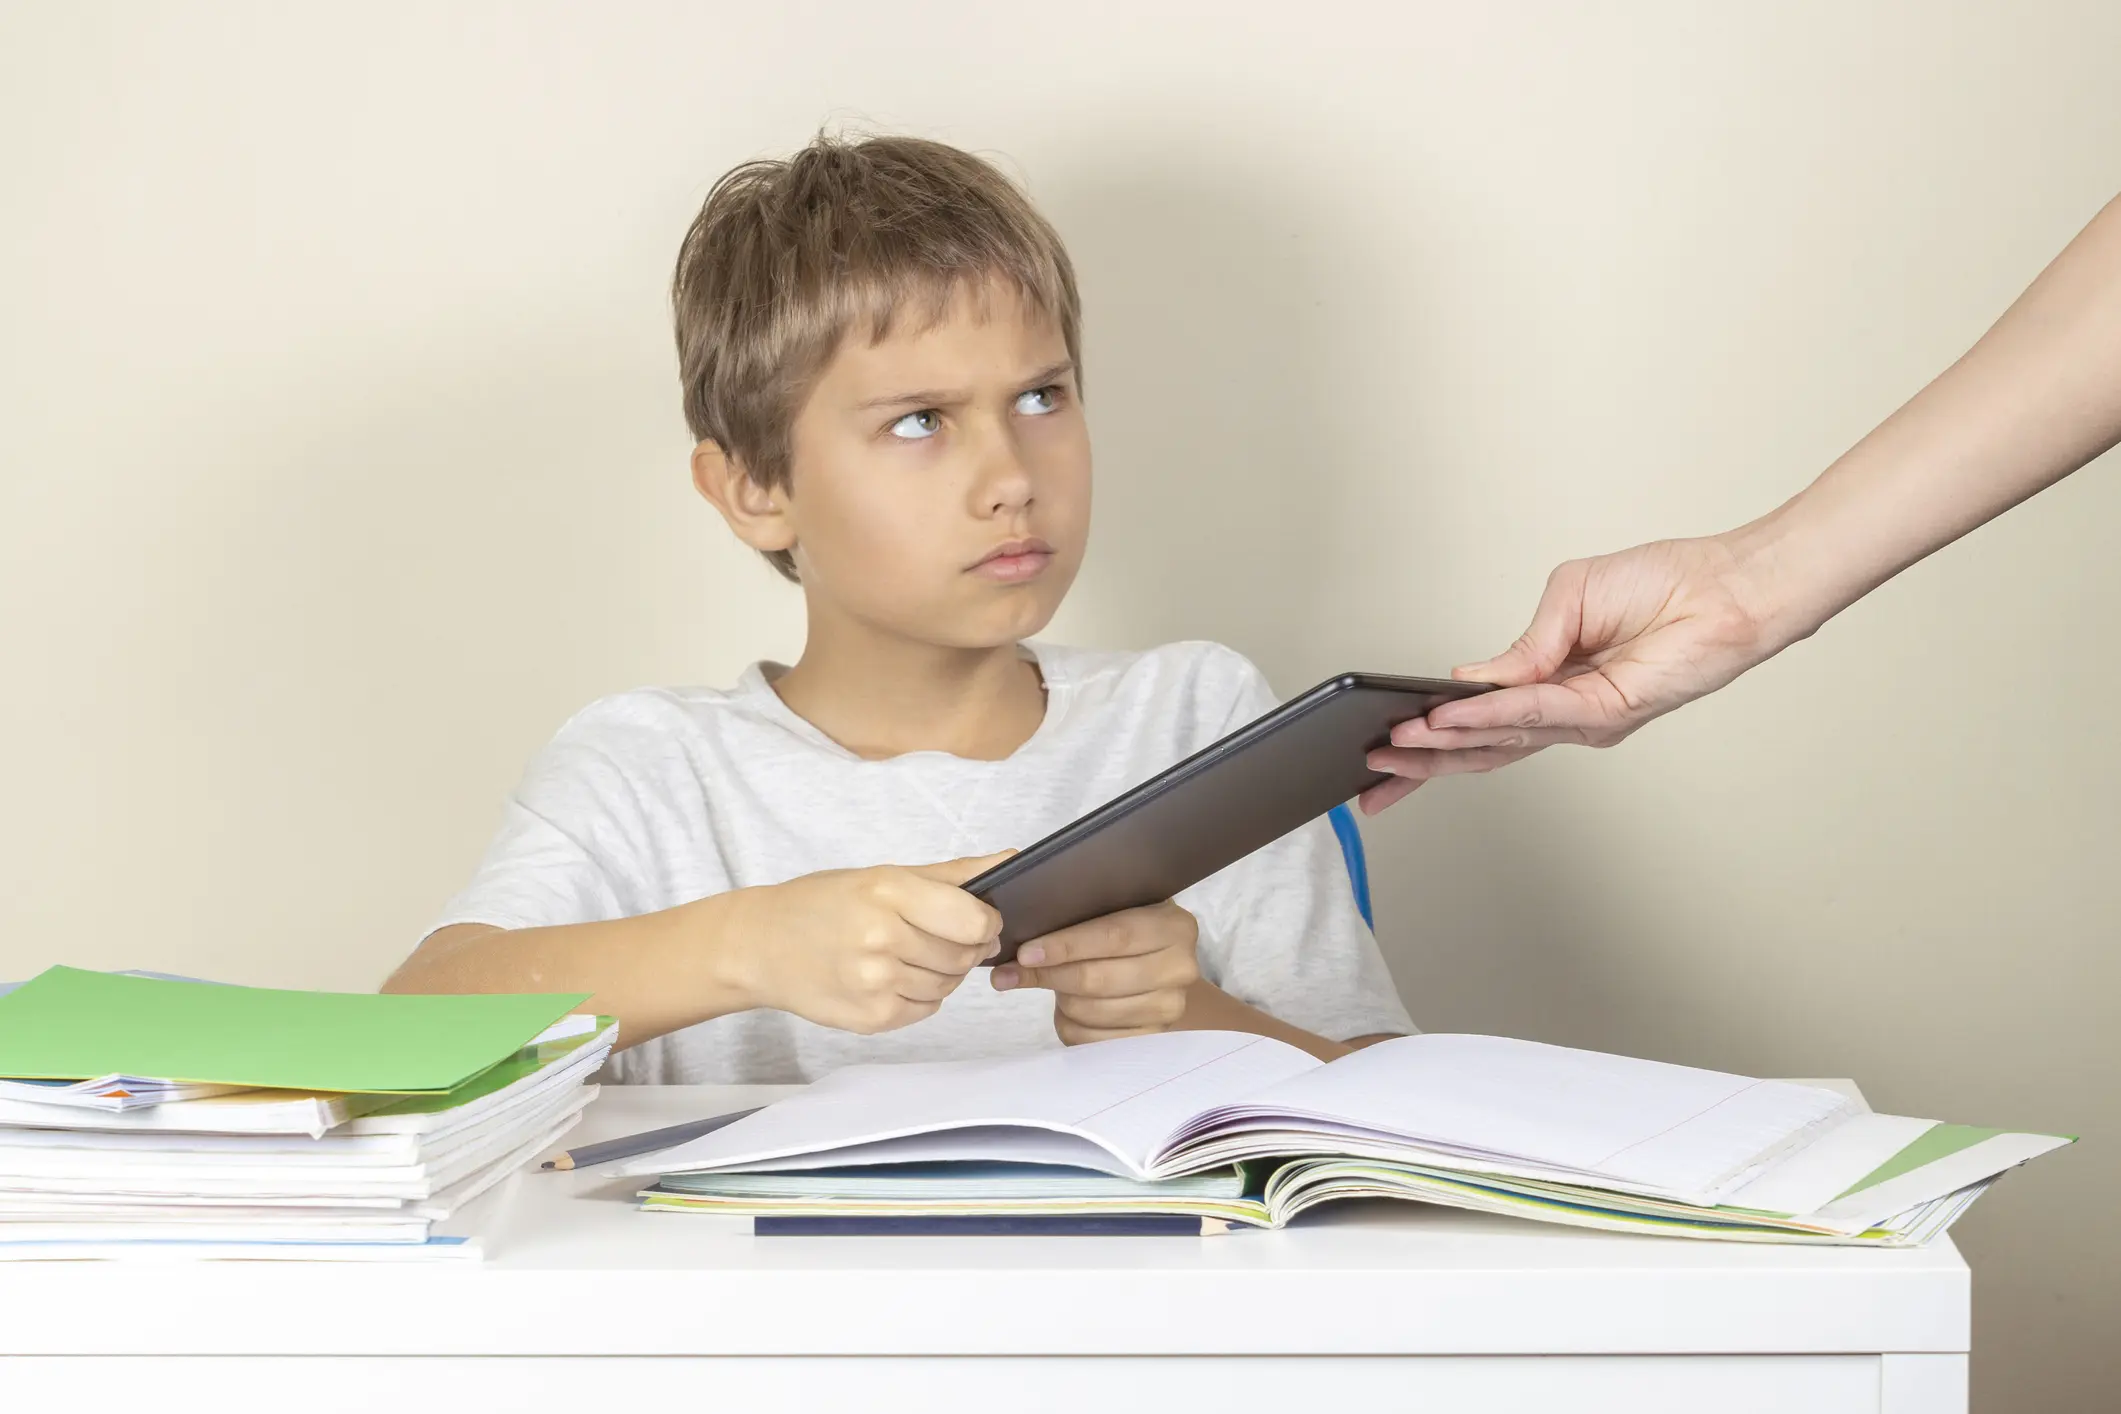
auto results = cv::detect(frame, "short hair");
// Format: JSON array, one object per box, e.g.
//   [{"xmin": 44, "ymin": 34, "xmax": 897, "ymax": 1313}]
[{"xmin": 673, "ymin": 133, "xmax": 1083, "ymax": 581}]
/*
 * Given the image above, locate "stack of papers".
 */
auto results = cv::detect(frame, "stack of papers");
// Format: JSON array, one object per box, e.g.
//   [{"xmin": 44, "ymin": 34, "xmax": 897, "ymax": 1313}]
[
  {"xmin": 0, "ymin": 967, "xmax": 611, "ymax": 1260},
  {"xmin": 621, "ymin": 1030, "xmax": 2073, "ymax": 1245},
  {"xmin": 0, "ymin": 1076, "xmax": 248, "ymax": 1111}
]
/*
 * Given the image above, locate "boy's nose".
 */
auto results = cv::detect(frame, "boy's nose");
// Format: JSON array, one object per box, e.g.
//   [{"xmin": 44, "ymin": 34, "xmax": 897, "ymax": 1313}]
[{"xmin": 971, "ymin": 430, "xmax": 1036, "ymax": 515}]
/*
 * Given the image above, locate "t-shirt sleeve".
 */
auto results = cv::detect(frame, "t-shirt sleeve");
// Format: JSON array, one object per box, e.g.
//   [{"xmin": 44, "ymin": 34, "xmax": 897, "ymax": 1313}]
[
  {"xmin": 425, "ymin": 705, "xmax": 672, "ymax": 937},
  {"xmin": 1174, "ymin": 649, "xmax": 1417, "ymax": 1041}
]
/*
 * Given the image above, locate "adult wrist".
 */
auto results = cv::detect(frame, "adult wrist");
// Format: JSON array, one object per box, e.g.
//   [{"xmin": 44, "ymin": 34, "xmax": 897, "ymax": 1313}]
[{"xmin": 1718, "ymin": 500, "xmax": 1848, "ymax": 656}]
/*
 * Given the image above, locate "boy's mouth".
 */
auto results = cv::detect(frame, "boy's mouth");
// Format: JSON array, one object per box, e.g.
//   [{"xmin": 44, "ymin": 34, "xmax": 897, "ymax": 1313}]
[{"xmin": 968, "ymin": 538, "xmax": 1055, "ymax": 583}]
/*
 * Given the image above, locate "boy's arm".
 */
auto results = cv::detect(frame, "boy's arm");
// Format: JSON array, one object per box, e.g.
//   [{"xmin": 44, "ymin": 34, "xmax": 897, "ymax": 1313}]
[
  {"xmin": 386, "ymin": 857, "xmax": 1008, "ymax": 1049},
  {"xmin": 386, "ymin": 903, "xmax": 751, "ymax": 1049}
]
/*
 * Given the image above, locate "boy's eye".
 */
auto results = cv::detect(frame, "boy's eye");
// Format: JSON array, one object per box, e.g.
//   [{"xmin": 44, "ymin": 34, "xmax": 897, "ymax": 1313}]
[
  {"xmin": 889, "ymin": 410, "xmax": 942, "ymax": 440},
  {"xmin": 1015, "ymin": 386, "xmax": 1060, "ymax": 416}
]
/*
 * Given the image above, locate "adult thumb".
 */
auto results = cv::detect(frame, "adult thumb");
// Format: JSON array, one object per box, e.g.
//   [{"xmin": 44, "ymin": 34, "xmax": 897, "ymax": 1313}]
[
  {"xmin": 1454, "ymin": 561, "xmax": 1584, "ymax": 687},
  {"xmin": 908, "ymin": 851, "xmax": 1018, "ymax": 888}
]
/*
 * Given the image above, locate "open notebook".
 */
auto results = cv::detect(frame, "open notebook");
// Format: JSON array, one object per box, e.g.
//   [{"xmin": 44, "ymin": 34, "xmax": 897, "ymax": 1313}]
[{"xmin": 623, "ymin": 1030, "xmax": 2072, "ymax": 1244}]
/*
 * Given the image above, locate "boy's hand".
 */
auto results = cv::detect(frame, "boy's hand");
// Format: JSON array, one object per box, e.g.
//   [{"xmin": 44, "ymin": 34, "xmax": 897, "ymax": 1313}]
[
  {"xmin": 719, "ymin": 855, "xmax": 1008, "ymax": 1036},
  {"xmin": 990, "ymin": 901, "xmax": 1201, "ymax": 1045}
]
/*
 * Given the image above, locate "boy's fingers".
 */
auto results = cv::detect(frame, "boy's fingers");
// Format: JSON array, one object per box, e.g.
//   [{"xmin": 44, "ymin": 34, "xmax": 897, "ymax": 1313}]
[
  {"xmin": 1055, "ymin": 1017, "xmax": 1167, "ymax": 1047},
  {"xmin": 1053, "ymin": 990, "xmax": 1188, "ymax": 1029},
  {"xmin": 905, "ymin": 851, "xmax": 1016, "ymax": 887},
  {"xmin": 892, "ymin": 957, "xmax": 974, "ymax": 1002},
  {"xmin": 892, "ymin": 922, "xmax": 996, "ymax": 976},
  {"xmin": 999, "ymin": 949, "xmax": 1194, "ymax": 998},
  {"xmin": 1010, "ymin": 905, "xmax": 1176, "ymax": 971},
  {"xmin": 880, "ymin": 871, "xmax": 1006, "ymax": 947}
]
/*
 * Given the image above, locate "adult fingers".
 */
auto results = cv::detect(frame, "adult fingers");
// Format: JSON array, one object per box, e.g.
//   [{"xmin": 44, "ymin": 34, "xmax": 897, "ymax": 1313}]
[
  {"xmin": 1411, "ymin": 678, "xmax": 1614, "ymax": 737},
  {"xmin": 1356, "ymin": 775, "xmax": 1423, "ymax": 815},
  {"xmin": 1450, "ymin": 560, "xmax": 1589, "ymax": 688},
  {"xmin": 1386, "ymin": 719, "xmax": 1592, "ymax": 752},
  {"xmin": 1365, "ymin": 743, "xmax": 1544, "ymax": 783}
]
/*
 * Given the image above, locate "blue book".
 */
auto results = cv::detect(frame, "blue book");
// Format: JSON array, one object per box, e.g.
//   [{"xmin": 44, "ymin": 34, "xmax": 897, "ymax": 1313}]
[{"xmin": 752, "ymin": 1212, "xmax": 1233, "ymax": 1237}]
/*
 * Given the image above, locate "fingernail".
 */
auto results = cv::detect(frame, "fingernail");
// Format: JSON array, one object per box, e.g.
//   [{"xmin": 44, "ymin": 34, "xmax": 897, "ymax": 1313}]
[
  {"xmin": 984, "ymin": 940, "xmax": 1001, "ymax": 960},
  {"xmin": 1018, "ymin": 944, "xmax": 1045, "ymax": 966},
  {"xmin": 992, "ymin": 965, "xmax": 1018, "ymax": 990}
]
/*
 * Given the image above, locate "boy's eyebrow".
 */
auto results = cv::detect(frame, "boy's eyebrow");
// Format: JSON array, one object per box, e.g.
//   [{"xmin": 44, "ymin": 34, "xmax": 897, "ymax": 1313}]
[{"xmin": 853, "ymin": 361, "xmax": 1077, "ymax": 411}]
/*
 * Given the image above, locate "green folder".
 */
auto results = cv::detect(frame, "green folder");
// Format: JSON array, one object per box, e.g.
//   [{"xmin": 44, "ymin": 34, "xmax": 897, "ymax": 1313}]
[{"xmin": 0, "ymin": 967, "xmax": 588, "ymax": 1094}]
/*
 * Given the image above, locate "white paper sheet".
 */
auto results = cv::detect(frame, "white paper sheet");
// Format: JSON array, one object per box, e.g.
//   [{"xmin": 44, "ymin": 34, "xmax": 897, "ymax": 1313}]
[
  {"xmin": 622, "ymin": 1030, "xmax": 1317, "ymax": 1179},
  {"xmin": 1190, "ymin": 1034, "xmax": 1851, "ymax": 1200}
]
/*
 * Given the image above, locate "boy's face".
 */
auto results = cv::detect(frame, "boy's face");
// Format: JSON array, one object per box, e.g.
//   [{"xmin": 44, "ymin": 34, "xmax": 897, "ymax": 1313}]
[{"xmin": 712, "ymin": 280, "xmax": 1090, "ymax": 653}]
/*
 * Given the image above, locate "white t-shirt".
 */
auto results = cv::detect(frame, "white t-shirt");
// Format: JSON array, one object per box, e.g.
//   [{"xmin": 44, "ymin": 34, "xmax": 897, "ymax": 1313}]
[{"xmin": 430, "ymin": 640, "xmax": 1416, "ymax": 1084}]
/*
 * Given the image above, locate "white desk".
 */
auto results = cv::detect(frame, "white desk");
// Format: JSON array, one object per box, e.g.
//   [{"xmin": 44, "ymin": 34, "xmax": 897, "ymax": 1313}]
[{"xmin": 1, "ymin": 1083, "xmax": 1968, "ymax": 1414}]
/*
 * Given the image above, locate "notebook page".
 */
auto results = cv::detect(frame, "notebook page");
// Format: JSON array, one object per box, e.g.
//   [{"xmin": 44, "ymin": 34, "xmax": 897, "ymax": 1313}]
[
  {"xmin": 685, "ymin": 1126, "xmax": 1145, "ymax": 1178},
  {"xmin": 1193, "ymin": 1034, "xmax": 1850, "ymax": 1201},
  {"xmin": 619, "ymin": 1030, "xmax": 1316, "ymax": 1180},
  {"xmin": 1719, "ymin": 1113, "xmax": 1938, "ymax": 1217}
]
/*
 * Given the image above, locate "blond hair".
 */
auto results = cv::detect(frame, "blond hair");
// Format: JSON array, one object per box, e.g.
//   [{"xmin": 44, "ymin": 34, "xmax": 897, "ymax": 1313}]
[{"xmin": 673, "ymin": 133, "xmax": 1083, "ymax": 581}]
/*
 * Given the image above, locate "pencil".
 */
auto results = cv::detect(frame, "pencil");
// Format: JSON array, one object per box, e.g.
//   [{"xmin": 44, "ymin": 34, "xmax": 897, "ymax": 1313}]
[
  {"xmin": 540, "ymin": 1106, "xmax": 762, "ymax": 1172},
  {"xmin": 753, "ymin": 1213, "xmax": 1236, "ymax": 1236}
]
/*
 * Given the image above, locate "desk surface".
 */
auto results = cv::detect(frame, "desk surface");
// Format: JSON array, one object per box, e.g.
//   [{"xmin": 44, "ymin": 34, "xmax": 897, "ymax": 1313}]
[{"xmin": 0, "ymin": 1083, "xmax": 1969, "ymax": 1359}]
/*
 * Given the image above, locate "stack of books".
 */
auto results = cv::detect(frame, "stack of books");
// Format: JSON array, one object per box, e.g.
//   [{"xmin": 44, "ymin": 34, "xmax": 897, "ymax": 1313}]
[
  {"xmin": 0, "ymin": 967, "xmax": 613, "ymax": 1260},
  {"xmin": 617, "ymin": 1030, "xmax": 2072, "ymax": 1244}
]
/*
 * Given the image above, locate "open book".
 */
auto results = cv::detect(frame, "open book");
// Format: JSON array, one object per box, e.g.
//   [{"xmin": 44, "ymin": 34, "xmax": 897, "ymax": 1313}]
[{"xmin": 621, "ymin": 1030, "xmax": 2071, "ymax": 1245}]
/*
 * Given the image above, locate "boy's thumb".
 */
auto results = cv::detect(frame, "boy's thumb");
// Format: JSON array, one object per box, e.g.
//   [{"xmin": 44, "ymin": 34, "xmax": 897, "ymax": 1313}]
[{"xmin": 910, "ymin": 851, "xmax": 1018, "ymax": 888}]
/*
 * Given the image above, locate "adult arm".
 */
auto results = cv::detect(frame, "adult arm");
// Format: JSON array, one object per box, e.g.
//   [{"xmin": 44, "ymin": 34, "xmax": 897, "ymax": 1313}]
[{"xmin": 1366, "ymin": 191, "xmax": 2121, "ymax": 808}]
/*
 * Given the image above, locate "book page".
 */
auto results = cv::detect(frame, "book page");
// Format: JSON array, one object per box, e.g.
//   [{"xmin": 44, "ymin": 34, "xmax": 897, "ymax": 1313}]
[
  {"xmin": 619, "ymin": 1030, "xmax": 1317, "ymax": 1179},
  {"xmin": 1190, "ymin": 1033, "xmax": 1850, "ymax": 1201},
  {"xmin": 682, "ymin": 1125, "xmax": 1146, "ymax": 1177},
  {"xmin": 1719, "ymin": 1112, "xmax": 1939, "ymax": 1216}
]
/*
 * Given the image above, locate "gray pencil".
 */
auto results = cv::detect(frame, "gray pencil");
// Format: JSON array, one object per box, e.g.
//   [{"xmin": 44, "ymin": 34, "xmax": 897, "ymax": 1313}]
[{"xmin": 540, "ymin": 1106, "xmax": 763, "ymax": 1172}]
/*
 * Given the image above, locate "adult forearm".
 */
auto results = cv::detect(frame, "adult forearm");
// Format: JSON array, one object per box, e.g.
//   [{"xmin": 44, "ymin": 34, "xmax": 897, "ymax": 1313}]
[
  {"xmin": 1734, "ymin": 192, "xmax": 2121, "ymax": 647},
  {"xmin": 382, "ymin": 895, "xmax": 754, "ymax": 1048}
]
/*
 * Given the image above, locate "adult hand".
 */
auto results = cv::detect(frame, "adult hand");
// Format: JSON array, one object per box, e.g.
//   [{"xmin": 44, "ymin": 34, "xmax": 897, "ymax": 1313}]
[
  {"xmin": 990, "ymin": 900, "xmax": 1201, "ymax": 1045},
  {"xmin": 1360, "ymin": 535, "xmax": 1784, "ymax": 812}
]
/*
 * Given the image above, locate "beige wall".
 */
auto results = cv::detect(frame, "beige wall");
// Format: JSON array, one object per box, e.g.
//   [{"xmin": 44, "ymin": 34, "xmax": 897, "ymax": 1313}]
[{"xmin": 3, "ymin": 1, "xmax": 2116, "ymax": 1404}]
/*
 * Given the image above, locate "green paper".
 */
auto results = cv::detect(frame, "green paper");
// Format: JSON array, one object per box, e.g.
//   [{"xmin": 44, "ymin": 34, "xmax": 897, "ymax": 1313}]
[
  {"xmin": 1836, "ymin": 1124, "xmax": 2008, "ymax": 1199},
  {"xmin": 0, "ymin": 967, "xmax": 587, "ymax": 1094},
  {"xmin": 361, "ymin": 1018, "xmax": 616, "ymax": 1117}
]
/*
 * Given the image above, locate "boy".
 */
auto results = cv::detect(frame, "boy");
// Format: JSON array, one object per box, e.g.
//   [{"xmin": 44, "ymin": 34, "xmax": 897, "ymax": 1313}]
[{"xmin": 386, "ymin": 134, "xmax": 1414, "ymax": 1083}]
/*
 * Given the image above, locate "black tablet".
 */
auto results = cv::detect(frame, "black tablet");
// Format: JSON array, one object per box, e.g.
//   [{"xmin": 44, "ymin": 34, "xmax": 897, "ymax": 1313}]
[{"xmin": 966, "ymin": 671, "xmax": 1494, "ymax": 964}]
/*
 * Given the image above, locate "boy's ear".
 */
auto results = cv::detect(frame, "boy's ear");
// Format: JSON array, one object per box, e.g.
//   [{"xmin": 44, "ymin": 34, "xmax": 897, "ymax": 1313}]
[{"xmin": 691, "ymin": 440, "xmax": 796, "ymax": 556}]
